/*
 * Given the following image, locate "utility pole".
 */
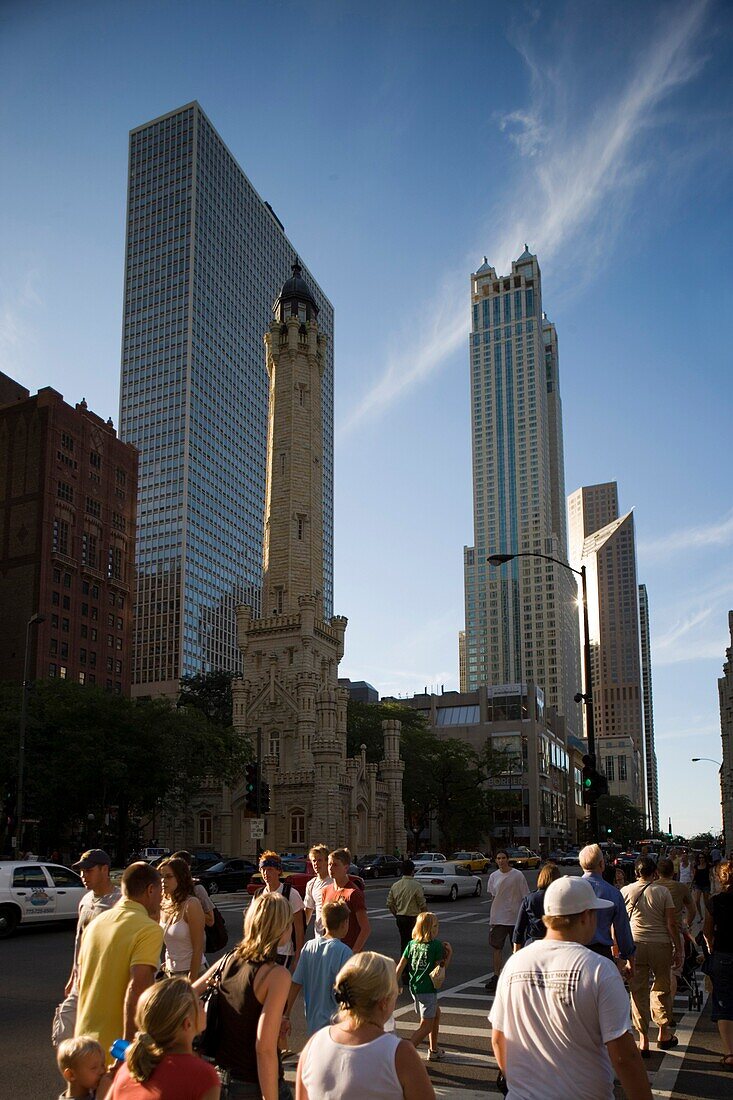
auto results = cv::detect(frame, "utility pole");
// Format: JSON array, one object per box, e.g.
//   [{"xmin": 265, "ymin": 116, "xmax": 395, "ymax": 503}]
[{"xmin": 256, "ymin": 726, "xmax": 262, "ymax": 860}]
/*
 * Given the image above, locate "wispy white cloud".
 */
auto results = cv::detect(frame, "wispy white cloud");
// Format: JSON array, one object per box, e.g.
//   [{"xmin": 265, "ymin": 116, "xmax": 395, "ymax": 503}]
[
  {"xmin": 339, "ymin": 0, "xmax": 710, "ymax": 439},
  {"xmin": 651, "ymin": 568, "xmax": 733, "ymax": 666},
  {"xmin": 0, "ymin": 270, "xmax": 42, "ymax": 374},
  {"xmin": 639, "ymin": 512, "xmax": 733, "ymax": 560}
]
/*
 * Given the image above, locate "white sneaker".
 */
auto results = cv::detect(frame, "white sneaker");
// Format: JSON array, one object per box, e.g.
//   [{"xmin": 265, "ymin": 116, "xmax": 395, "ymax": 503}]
[{"xmin": 428, "ymin": 1048, "xmax": 445, "ymax": 1062}]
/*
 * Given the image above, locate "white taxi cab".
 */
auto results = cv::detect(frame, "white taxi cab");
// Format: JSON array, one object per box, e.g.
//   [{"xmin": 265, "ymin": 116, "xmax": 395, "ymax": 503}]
[{"xmin": 0, "ymin": 861, "xmax": 85, "ymax": 937}]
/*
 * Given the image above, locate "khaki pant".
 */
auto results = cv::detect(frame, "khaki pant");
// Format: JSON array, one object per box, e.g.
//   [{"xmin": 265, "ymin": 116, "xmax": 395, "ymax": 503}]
[{"xmin": 628, "ymin": 940, "xmax": 674, "ymax": 1035}]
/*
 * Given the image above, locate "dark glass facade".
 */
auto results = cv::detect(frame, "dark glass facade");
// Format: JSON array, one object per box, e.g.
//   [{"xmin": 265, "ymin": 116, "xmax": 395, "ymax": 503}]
[{"xmin": 120, "ymin": 103, "xmax": 333, "ymax": 692}]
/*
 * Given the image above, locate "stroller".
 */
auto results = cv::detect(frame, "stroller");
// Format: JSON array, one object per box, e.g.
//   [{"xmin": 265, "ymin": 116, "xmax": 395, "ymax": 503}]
[{"xmin": 677, "ymin": 929, "xmax": 704, "ymax": 1011}]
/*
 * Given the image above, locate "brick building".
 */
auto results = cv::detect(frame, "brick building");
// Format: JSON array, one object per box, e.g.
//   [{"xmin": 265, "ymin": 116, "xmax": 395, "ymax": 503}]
[{"xmin": 0, "ymin": 373, "xmax": 138, "ymax": 694}]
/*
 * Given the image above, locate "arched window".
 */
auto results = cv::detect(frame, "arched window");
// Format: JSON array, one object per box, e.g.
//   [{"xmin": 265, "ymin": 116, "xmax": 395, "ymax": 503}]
[
  {"xmin": 290, "ymin": 808, "xmax": 305, "ymax": 846},
  {"xmin": 198, "ymin": 810, "xmax": 212, "ymax": 847}
]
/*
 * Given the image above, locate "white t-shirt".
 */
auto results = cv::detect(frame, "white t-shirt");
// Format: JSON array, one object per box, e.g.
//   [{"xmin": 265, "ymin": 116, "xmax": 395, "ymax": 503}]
[
  {"xmin": 678, "ymin": 863, "xmax": 693, "ymax": 884},
  {"xmin": 487, "ymin": 868, "xmax": 529, "ymax": 926},
  {"xmin": 489, "ymin": 939, "xmax": 631, "ymax": 1100},
  {"xmin": 262, "ymin": 882, "xmax": 304, "ymax": 957},
  {"xmin": 304, "ymin": 874, "xmax": 333, "ymax": 936}
]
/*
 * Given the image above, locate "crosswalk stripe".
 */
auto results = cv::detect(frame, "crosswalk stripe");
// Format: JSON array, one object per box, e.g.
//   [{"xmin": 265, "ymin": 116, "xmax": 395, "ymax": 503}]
[{"xmin": 396, "ymin": 1022, "xmax": 488, "ymax": 1038}]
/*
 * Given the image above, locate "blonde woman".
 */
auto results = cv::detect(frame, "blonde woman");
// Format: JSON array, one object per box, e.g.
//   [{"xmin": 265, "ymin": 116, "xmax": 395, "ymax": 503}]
[
  {"xmin": 296, "ymin": 951, "xmax": 435, "ymax": 1099},
  {"xmin": 395, "ymin": 912, "xmax": 452, "ymax": 1060},
  {"xmin": 159, "ymin": 857, "xmax": 207, "ymax": 981},
  {"xmin": 193, "ymin": 891, "xmax": 293, "ymax": 1100},
  {"xmin": 108, "ymin": 977, "xmax": 219, "ymax": 1099}
]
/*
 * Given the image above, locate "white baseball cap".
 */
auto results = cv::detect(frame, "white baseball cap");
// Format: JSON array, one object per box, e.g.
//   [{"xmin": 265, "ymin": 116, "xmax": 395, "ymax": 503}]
[{"xmin": 544, "ymin": 876, "xmax": 614, "ymax": 917}]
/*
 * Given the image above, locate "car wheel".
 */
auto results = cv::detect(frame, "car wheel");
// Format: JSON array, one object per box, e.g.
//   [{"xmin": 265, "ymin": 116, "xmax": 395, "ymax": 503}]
[
  {"xmin": 207, "ymin": 881, "xmax": 219, "ymax": 896},
  {"xmin": 449, "ymin": 885, "xmax": 458, "ymax": 902},
  {"xmin": 0, "ymin": 905, "xmax": 20, "ymax": 938},
  {"xmin": 372, "ymin": 869, "xmax": 379, "ymax": 880},
  {"xmin": 474, "ymin": 880, "xmax": 482, "ymax": 897}
]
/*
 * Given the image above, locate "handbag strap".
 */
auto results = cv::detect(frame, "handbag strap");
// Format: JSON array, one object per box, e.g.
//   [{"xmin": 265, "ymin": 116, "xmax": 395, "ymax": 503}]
[{"xmin": 628, "ymin": 881, "xmax": 652, "ymax": 919}]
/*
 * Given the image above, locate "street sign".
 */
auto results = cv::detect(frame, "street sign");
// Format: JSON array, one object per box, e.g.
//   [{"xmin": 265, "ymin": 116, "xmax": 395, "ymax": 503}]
[
  {"xmin": 21, "ymin": 818, "xmax": 40, "ymax": 824},
  {"xmin": 250, "ymin": 818, "xmax": 265, "ymax": 840}
]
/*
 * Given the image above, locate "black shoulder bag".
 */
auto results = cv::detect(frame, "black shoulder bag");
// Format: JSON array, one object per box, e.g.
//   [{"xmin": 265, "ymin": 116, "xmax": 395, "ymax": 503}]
[{"xmin": 198, "ymin": 951, "xmax": 232, "ymax": 1058}]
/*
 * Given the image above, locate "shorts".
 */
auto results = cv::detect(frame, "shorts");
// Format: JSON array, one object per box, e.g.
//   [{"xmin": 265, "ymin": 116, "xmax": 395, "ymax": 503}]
[
  {"xmin": 489, "ymin": 925, "xmax": 514, "ymax": 950},
  {"xmin": 412, "ymin": 991, "xmax": 439, "ymax": 1020}
]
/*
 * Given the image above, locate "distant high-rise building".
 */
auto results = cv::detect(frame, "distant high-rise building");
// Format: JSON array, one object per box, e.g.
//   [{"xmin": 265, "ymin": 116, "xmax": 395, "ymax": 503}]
[
  {"xmin": 719, "ymin": 612, "xmax": 733, "ymax": 849},
  {"xmin": 568, "ymin": 483, "xmax": 645, "ymax": 809},
  {"xmin": 119, "ymin": 102, "xmax": 334, "ymax": 697},
  {"xmin": 638, "ymin": 584, "xmax": 660, "ymax": 832},
  {"xmin": 0, "ymin": 371, "xmax": 138, "ymax": 694},
  {"xmin": 461, "ymin": 249, "xmax": 581, "ymax": 737}
]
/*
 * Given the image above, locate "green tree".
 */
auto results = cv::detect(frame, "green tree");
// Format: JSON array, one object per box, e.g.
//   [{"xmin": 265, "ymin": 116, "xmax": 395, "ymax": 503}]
[
  {"xmin": 0, "ymin": 679, "xmax": 248, "ymax": 860},
  {"xmin": 346, "ymin": 700, "xmax": 508, "ymax": 852},
  {"xmin": 178, "ymin": 669, "xmax": 235, "ymax": 727},
  {"xmin": 596, "ymin": 794, "xmax": 646, "ymax": 847}
]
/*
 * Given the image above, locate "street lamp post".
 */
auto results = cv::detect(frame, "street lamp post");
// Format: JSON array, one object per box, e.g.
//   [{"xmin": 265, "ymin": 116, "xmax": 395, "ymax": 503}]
[
  {"xmin": 487, "ymin": 551, "xmax": 599, "ymax": 840},
  {"xmin": 692, "ymin": 758, "xmax": 726, "ymax": 844},
  {"xmin": 15, "ymin": 612, "xmax": 45, "ymax": 858}
]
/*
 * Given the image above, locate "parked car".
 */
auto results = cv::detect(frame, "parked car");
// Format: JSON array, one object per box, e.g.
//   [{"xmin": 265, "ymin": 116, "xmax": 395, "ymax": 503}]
[
  {"xmin": 451, "ymin": 851, "xmax": 492, "ymax": 874},
  {"xmin": 356, "ymin": 854, "xmax": 401, "ymax": 880},
  {"xmin": 415, "ymin": 862, "xmax": 482, "ymax": 901},
  {"xmin": 505, "ymin": 847, "xmax": 541, "ymax": 870},
  {"xmin": 197, "ymin": 858, "xmax": 258, "ymax": 895},
  {"xmin": 0, "ymin": 861, "xmax": 86, "ymax": 938}
]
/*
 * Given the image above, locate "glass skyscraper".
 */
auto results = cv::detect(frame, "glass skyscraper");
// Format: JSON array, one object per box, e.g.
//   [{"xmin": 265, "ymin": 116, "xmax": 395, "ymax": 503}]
[
  {"xmin": 461, "ymin": 249, "xmax": 581, "ymax": 738},
  {"xmin": 119, "ymin": 102, "xmax": 333, "ymax": 696}
]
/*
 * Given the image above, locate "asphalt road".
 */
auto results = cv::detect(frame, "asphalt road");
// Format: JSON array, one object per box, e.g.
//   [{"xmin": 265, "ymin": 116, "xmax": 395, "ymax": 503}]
[{"xmin": 1, "ymin": 866, "xmax": 726, "ymax": 1099}]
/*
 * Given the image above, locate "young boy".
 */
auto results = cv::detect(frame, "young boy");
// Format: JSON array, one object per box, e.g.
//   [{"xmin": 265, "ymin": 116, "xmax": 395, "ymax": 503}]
[
  {"xmin": 56, "ymin": 1036, "xmax": 111, "ymax": 1099},
  {"xmin": 285, "ymin": 900, "xmax": 353, "ymax": 1034}
]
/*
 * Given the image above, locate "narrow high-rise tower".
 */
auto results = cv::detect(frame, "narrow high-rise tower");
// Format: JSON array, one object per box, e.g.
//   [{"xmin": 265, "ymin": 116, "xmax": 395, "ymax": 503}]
[
  {"xmin": 461, "ymin": 249, "xmax": 581, "ymax": 737},
  {"xmin": 119, "ymin": 103, "xmax": 334, "ymax": 697},
  {"xmin": 568, "ymin": 483, "xmax": 646, "ymax": 811}
]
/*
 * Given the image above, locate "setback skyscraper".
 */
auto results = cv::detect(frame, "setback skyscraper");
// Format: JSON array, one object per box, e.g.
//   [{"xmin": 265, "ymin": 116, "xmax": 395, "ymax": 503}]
[
  {"xmin": 119, "ymin": 103, "xmax": 333, "ymax": 697},
  {"xmin": 461, "ymin": 249, "xmax": 581, "ymax": 738},
  {"xmin": 568, "ymin": 483, "xmax": 646, "ymax": 812}
]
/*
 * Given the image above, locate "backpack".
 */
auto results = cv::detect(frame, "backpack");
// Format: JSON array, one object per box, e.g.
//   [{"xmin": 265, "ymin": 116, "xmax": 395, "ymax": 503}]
[{"xmin": 205, "ymin": 904, "xmax": 229, "ymax": 954}]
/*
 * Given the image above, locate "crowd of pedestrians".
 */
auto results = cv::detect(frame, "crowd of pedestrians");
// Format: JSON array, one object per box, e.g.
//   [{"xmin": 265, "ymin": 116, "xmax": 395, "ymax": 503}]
[{"xmin": 54, "ymin": 840, "xmax": 733, "ymax": 1100}]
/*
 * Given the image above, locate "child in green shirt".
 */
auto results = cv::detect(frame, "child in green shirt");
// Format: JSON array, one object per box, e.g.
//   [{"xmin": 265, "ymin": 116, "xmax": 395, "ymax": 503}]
[{"xmin": 395, "ymin": 911, "xmax": 452, "ymax": 1060}]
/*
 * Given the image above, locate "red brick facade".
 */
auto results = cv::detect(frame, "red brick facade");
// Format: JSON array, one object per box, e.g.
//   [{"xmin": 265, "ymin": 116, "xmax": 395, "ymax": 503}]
[{"xmin": 0, "ymin": 373, "xmax": 138, "ymax": 695}]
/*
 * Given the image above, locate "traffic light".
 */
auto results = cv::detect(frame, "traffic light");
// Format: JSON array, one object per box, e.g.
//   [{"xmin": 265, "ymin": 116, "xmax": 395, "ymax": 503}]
[
  {"xmin": 582, "ymin": 754, "xmax": 608, "ymax": 805},
  {"xmin": 260, "ymin": 781, "xmax": 271, "ymax": 813},
  {"xmin": 245, "ymin": 763, "xmax": 259, "ymax": 812}
]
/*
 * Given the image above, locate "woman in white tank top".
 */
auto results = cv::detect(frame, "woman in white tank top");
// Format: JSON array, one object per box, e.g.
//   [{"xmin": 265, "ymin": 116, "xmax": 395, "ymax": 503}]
[
  {"xmin": 296, "ymin": 951, "xmax": 435, "ymax": 1100},
  {"xmin": 160, "ymin": 857, "xmax": 206, "ymax": 980}
]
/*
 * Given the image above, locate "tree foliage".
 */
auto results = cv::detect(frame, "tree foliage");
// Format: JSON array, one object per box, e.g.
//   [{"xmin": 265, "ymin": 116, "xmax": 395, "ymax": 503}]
[
  {"xmin": 596, "ymin": 794, "xmax": 646, "ymax": 847},
  {"xmin": 0, "ymin": 679, "xmax": 248, "ymax": 860},
  {"xmin": 346, "ymin": 700, "xmax": 509, "ymax": 852},
  {"xmin": 178, "ymin": 669, "xmax": 235, "ymax": 727}
]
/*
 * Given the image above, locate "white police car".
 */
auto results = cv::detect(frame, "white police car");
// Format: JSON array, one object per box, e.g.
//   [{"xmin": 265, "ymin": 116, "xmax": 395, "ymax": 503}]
[{"xmin": 0, "ymin": 861, "xmax": 85, "ymax": 937}]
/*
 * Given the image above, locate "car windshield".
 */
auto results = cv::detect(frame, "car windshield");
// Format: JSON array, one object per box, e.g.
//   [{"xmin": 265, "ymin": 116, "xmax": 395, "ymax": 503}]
[
  {"xmin": 206, "ymin": 862, "xmax": 226, "ymax": 873},
  {"xmin": 452, "ymin": 852, "xmax": 469, "ymax": 859},
  {"xmin": 360, "ymin": 854, "xmax": 379, "ymax": 862}
]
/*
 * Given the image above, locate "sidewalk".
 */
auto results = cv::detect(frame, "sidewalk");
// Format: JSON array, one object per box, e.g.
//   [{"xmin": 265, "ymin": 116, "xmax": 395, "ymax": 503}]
[{"xmin": 668, "ymin": 999, "xmax": 732, "ymax": 1100}]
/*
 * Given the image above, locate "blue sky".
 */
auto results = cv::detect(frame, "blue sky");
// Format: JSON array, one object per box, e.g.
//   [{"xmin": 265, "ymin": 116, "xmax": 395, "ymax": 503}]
[{"xmin": 1, "ymin": 0, "xmax": 731, "ymax": 836}]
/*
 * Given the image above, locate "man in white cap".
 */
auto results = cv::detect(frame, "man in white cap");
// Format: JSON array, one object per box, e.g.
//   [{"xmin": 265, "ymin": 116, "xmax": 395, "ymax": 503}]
[{"xmin": 489, "ymin": 876, "xmax": 652, "ymax": 1100}]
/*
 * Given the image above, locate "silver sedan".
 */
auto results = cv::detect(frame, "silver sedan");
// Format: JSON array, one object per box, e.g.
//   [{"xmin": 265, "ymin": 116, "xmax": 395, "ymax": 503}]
[{"xmin": 415, "ymin": 861, "xmax": 482, "ymax": 901}]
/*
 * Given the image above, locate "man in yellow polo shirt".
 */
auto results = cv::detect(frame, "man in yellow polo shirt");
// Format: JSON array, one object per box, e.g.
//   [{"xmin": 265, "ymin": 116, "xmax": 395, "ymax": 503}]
[{"xmin": 76, "ymin": 861, "xmax": 164, "ymax": 1060}]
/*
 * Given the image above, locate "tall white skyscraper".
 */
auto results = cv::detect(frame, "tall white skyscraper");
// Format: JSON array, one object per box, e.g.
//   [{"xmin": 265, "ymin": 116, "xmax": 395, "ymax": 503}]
[
  {"xmin": 568, "ymin": 483, "xmax": 646, "ymax": 811},
  {"xmin": 639, "ymin": 584, "xmax": 660, "ymax": 832},
  {"xmin": 461, "ymin": 249, "xmax": 581, "ymax": 737}
]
